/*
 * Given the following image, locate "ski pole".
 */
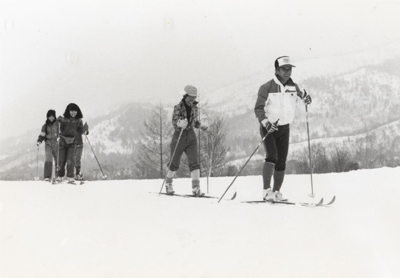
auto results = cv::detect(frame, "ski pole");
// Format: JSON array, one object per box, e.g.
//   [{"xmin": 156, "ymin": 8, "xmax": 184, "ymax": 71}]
[
  {"xmin": 198, "ymin": 93, "xmax": 202, "ymax": 180},
  {"xmin": 159, "ymin": 128, "xmax": 184, "ymax": 194},
  {"xmin": 218, "ymin": 120, "xmax": 278, "ymax": 203},
  {"xmin": 206, "ymin": 135, "xmax": 210, "ymax": 194},
  {"xmin": 83, "ymin": 133, "xmax": 88, "ymax": 178},
  {"xmin": 207, "ymin": 133, "xmax": 213, "ymax": 194},
  {"xmin": 305, "ymin": 105, "xmax": 315, "ymax": 197},
  {"xmin": 77, "ymin": 130, "xmax": 87, "ymax": 185},
  {"xmin": 55, "ymin": 122, "xmax": 61, "ymax": 182},
  {"xmin": 35, "ymin": 145, "xmax": 39, "ymax": 181},
  {"xmin": 85, "ymin": 134, "xmax": 107, "ymax": 179}
]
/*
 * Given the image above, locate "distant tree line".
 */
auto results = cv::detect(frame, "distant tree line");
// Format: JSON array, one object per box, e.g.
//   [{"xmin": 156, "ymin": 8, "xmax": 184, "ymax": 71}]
[{"xmin": 223, "ymin": 138, "xmax": 400, "ymax": 177}]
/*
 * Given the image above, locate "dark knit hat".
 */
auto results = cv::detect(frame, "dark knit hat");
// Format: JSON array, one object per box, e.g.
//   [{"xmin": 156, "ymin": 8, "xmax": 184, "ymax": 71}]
[{"xmin": 46, "ymin": 109, "xmax": 56, "ymax": 118}]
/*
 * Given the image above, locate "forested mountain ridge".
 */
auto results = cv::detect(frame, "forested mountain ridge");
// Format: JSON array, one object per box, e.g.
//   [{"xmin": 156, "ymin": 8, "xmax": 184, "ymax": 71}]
[{"xmin": 1, "ymin": 59, "xmax": 400, "ymax": 179}]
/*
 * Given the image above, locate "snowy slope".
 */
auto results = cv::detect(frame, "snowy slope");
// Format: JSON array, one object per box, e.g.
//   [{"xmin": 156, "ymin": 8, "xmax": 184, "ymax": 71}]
[{"xmin": 1, "ymin": 167, "xmax": 400, "ymax": 278}]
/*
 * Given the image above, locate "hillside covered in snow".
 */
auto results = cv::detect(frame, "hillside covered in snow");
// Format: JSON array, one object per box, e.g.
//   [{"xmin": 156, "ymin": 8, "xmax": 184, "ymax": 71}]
[{"xmin": 1, "ymin": 57, "xmax": 400, "ymax": 180}]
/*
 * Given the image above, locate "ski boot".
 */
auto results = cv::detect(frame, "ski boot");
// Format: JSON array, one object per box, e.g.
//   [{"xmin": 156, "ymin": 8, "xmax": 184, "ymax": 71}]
[
  {"xmin": 67, "ymin": 177, "xmax": 76, "ymax": 184},
  {"xmin": 274, "ymin": 191, "xmax": 288, "ymax": 202},
  {"xmin": 192, "ymin": 180, "xmax": 205, "ymax": 197},
  {"xmin": 263, "ymin": 188, "xmax": 274, "ymax": 202},
  {"xmin": 165, "ymin": 177, "xmax": 175, "ymax": 195},
  {"xmin": 192, "ymin": 186, "xmax": 205, "ymax": 197}
]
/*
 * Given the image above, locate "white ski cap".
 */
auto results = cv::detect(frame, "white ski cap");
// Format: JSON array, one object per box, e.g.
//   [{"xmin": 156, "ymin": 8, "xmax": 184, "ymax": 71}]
[
  {"xmin": 275, "ymin": 56, "xmax": 296, "ymax": 69},
  {"xmin": 181, "ymin": 85, "xmax": 197, "ymax": 97}
]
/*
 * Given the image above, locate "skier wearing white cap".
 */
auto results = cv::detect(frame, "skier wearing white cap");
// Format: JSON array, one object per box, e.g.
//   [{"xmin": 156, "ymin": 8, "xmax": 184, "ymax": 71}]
[
  {"xmin": 165, "ymin": 85, "xmax": 208, "ymax": 196},
  {"xmin": 254, "ymin": 56, "xmax": 312, "ymax": 202}
]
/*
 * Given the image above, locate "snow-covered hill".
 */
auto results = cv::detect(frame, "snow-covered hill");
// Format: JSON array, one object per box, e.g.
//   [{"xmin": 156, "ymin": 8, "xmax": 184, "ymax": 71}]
[
  {"xmin": 1, "ymin": 167, "xmax": 400, "ymax": 277},
  {"xmin": 202, "ymin": 57, "xmax": 400, "ymax": 169},
  {"xmin": 203, "ymin": 58, "xmax": 400, "ymax": 140},
  {"xmin": 2, "ymin": 55, "xmax": 400, "ymax": 179}
]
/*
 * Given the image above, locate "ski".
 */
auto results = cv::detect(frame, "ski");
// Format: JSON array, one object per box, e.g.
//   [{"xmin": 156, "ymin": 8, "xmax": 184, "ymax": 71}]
[
  {"xmin": 242, "ymin": 198, "xmax": 324, "ymax": 207},
  {"xmin": 299, "ymin": 198, "xmax": 324, "ymax": 207},
  {"xmin": 53, "ymin": 179, "xmax": 76, "ymax": 185},
  {"xmin": 322, "ymin": 195, "xmax": 336, "ymax": 206},
  {"xmin": 67, "ymin": 180, "xmax": 85, "ymax": 185},
  {"xmin": 76, "ymin": 174, "xmax": 85, "ymax": 185},
  {"xmin": 53, "ymin": 179, "xmax": 64, "ymax": 184},
  {"xmin": 242, "ymin": 200, "xmax": 296, "ymax": 205},
  {"xmin": 157, "ymin": 192, "xmax": 218, "ymax": 199}
]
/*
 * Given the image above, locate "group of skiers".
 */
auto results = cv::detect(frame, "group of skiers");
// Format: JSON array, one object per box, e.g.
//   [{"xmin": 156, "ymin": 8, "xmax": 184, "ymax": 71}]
[
  {"xmin": 36, "ymin": 103, "xmax": 88, "ymax": 183},
  {"xmin": 163, "ymin": 56, "xmax": 311, "ymax": 200},
  {"xmin": 37, "ymin": 56, "xmax": 312, "ymax": 201}
]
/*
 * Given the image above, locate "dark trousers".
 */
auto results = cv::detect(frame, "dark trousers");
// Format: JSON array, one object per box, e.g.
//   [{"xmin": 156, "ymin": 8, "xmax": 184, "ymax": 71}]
[
  {"xmin": 44, "ymin": 139, "xmax": 58, "ymax": 179},
  {"xmin": 169, "ymin": 129, "xmax": 200, "ymax": 172},
  {"xmin": 75, "ymin": 144, "xmax": 83, "ymax": 175},
  {"xmin": 58, "ymin": 139, "xmax": 76, "ymax": 178},
  {"xmin": 261, "ymin": 124, "xmax": 290, "ymax": 171}
]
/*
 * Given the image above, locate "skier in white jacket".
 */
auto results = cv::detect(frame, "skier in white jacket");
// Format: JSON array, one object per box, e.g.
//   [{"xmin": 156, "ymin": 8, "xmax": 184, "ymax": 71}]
[{"xmin": 254, "ymin": 56, "xmax": 312, "ymax": 202}]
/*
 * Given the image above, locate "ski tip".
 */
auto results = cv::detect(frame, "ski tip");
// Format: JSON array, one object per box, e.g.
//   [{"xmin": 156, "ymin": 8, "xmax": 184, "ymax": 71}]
[
  {"xmin": 230, "ymin": 192, "xmax": 237, "ymax": 200},
  {"xmin": 326, "ymin": 195, "xmax": 336, "ymax": 205},
  {"xmin": 317, "ymin": 198, "xmax": 324, "ymax": 206}
]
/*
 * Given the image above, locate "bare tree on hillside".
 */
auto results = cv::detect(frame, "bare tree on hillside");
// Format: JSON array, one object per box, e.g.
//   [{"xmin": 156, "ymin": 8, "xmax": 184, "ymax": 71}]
[
  {"xmin": 295, "ymin": 143, "xmax": 331, "ymax": 174},
  {"xmin": 200, "ymin": 115, "xmax": 229, "ymax": 177},
  {"xmin": 136, "ymin": 103, "xmax": 174, "ymax": 179},
  {"xmin": 331, "ymin": 146, "xmax": 351, "ymax": 172},
  {"xmin": 356, "ymin": 132, "xmax": 379, "ymax": 169}
]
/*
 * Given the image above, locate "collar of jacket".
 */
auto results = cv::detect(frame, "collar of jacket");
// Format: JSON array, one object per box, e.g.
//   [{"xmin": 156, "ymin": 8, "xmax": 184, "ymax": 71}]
[
  {"xmin": 179, "ymin": 99, "xmax": 198, "ymax": 123},
  {"xmin": 273, "ymin": 75, "xmax": 295, "ymax": 92}
]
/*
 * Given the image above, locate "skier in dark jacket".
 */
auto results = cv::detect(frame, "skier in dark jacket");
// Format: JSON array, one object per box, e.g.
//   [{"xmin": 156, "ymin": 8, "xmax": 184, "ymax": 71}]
[
  {"xmin": 254, "ymin": 56, "xmax": 312, "ymax": 201},
  {"xmin": 57, "ymin": 103, "xmax": 84, "ymax": 183},
  {"xmin": 36, "ymin": 109, "xmax": 59, "ymax": 181},
  {"xmin": 165, "ymin": 85, "xmax": 208, "ymax": 196}
]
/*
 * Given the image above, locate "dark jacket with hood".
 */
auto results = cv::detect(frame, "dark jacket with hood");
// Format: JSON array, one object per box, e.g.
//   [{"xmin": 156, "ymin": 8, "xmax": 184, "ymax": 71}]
[
  {"xmin": 59, "ymin": 103, "xmax": 84, "ymax": 142},
  {"xmin": 37, "ymin": 109, "xmax": 59, "ymax": 143}
]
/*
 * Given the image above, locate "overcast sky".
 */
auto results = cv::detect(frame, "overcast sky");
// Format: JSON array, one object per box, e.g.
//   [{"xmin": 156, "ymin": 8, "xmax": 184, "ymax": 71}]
[{"xmin": 1, "ymin": 0, "xmax": 400, "ymax": 139}]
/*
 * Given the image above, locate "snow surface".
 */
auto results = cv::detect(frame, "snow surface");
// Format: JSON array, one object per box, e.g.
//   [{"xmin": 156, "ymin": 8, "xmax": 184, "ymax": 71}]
[{"xmin": 1, "ymin": 167, "xmax": 400, "ymax": 278}]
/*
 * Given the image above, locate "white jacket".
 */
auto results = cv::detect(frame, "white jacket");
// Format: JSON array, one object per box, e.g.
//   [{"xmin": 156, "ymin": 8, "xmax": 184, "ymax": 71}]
[{"xmin": 255, "ymin": 76, "xmax": 304, "ymax": 126}]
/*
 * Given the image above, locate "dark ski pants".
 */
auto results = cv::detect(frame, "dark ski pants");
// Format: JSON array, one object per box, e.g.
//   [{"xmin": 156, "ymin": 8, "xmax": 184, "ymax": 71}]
[
  {"xmin": 169, "ymin": 129, "xmax": 200, "ymax": 172},
  {"xmin": 75, "ymin": 144, "xmax": 83, "ymax": 175},
  {"xmin": 261, "ymin": 124, "xmax": 290, "ymax": 171},
  {"xmin": 44, "ymin": 139, "xmax": 58, "ymax": 179},
  {"xmin": 58, "ymin": 139, "xmax": 76, "ymax": 178}
]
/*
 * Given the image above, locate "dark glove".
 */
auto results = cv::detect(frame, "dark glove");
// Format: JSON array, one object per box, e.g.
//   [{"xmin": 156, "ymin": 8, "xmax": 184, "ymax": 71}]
[
  {"xmin": 303, "ymin": 90, "xmax": 312, "ymax": 105},
  {"xmin": 200, "ymin": 125, "xmax": 208, "ymax": 132},
  {"xmin": 83, "ymin": 122, "xmax": 89, "ymax": 135},
  {"xmin": 261, "ymin": 119, "xmax": 279, "ymax": 133},
  {"xmin": 37, "ymin": 135, "xmax": 45, "ymax": 146}
]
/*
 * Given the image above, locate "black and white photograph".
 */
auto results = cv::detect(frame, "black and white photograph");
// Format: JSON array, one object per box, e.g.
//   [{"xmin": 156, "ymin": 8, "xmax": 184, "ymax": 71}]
[{"xmin": 1, "ymin": 0, "xmax": 400, "ymax": 277}]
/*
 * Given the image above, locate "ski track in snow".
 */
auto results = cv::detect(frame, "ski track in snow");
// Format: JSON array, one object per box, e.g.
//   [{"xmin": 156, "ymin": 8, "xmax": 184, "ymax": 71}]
[{"xmin": 1, "ymin": 167, "xmax": 400, "ymax": 278}]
